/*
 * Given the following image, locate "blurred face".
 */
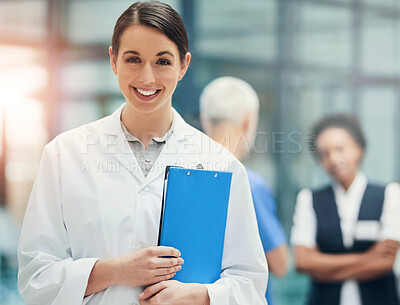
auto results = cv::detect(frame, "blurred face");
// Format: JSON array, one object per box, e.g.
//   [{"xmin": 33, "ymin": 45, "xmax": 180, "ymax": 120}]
[
  {"xmin": 109, "ymin": 25, "xmax": 190, "ymax": 115},
  {"xmin": 316, "ymin": 127, "xmax": 363, "ymax": 188}
]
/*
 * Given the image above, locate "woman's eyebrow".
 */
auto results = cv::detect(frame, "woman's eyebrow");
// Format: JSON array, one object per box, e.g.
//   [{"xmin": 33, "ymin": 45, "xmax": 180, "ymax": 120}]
[
  {"xmin": 123, "ymin": 50, "xmax": 140, "ymax": 56},
  {"xmin": 157, "ymin": 51, "xmax": 174, "ymax": 57}
]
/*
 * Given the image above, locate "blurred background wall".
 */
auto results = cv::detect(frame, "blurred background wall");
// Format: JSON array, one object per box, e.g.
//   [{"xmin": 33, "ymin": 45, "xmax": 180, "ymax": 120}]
[{"xmin": 0, "ymin": 0, "xmax": 399, "ymax": 304}]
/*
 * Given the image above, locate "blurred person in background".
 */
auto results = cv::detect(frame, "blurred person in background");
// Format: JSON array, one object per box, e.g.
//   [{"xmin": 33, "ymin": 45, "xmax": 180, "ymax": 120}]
[
  {"xmin": 200, "ymin": 76, "xmax": 288, "ymax": 305},
  {"xmin": 291, "ymin": 113, "xmax": 400, "ymax": 305},
  {"xmin": 17, "ymin": 2, "xmax": 268, "ymax": 305}
]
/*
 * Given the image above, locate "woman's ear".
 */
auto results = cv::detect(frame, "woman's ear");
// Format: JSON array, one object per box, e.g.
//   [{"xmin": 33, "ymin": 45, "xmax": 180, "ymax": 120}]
[
  {"xmin": 242, "ymin": 114, "xmax": 251, "ymax": 136},
  {"xmin": 178, "ymin": 52, "xmax": 191, "ymax": 81},
  {"xmin": 109, "ymin": 46, "xmax": 118, "ymax": 75}
]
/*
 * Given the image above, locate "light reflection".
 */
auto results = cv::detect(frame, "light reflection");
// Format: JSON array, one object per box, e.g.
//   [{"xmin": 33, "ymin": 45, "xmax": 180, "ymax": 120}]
[
  {"xmin": 0, "ymin": 65, "xmax": 47, "ymax": 101},
  {"xmin": 0, "ymin": 46, "xmax": 41, "ymax": 68},
  {"xmin": 0, "ymin": 45, "xmax": 48, "ymax": 225},
  {"xmin": 4, "ymin": 97, "xmax": 47, "ymax": 149},
  {"xmin": 0, "ymin": 45, "xmax": 48, "ymax": 149}
]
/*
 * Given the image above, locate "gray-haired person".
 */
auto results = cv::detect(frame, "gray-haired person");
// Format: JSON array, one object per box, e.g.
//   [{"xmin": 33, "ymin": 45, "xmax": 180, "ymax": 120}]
[{"xmin": 200, "ymin": 76, "xmax": 288, "ymax": 305}]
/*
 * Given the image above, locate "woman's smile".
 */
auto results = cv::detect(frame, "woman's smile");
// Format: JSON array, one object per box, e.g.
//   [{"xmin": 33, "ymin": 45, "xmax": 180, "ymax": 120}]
[{"xmin": 132, "ymin": 86, "xmax": 162, "ymax": 102}]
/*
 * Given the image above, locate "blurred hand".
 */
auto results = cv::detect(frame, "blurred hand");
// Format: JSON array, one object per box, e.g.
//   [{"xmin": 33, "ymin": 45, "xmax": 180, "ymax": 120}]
[
  {"xmin": 116, "ymin": 246, "xmax": 184, "ymax": 287},
  {"xmin": 367, "ymin": 240, "xmax": 400, "ymax": 258},
  {"xmin": 138, "ymin": 280, "xmax": 209, "ymax": 305}
]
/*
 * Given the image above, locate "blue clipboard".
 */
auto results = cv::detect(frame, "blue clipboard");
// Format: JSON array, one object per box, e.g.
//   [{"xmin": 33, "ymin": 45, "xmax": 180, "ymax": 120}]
[{"xmin": 158, "ymin": 166, "xmax": 232, "ymax": 284}]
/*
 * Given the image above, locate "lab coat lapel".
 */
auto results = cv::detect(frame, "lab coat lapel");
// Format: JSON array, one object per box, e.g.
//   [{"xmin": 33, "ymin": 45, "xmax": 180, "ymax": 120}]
[{"xmin": 100, "ymin": 105, "xmax": 195, "ymax": 187}]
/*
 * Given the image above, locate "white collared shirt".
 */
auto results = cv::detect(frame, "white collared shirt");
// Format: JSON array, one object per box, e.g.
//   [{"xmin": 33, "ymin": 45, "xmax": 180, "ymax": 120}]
[{"xmin": 291, "ymin": 172, "xmax": 400, "ymax": 305}]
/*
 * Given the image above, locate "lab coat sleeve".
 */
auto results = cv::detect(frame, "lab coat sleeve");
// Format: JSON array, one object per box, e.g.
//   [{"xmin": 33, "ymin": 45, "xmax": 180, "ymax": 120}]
[
  {"xmin": 18, "ymin": 145, "xmax": 99, "ymax": 305},
  {"xmin": 205, "ymin": 163, "xmax": 268, "ymax": 305}
]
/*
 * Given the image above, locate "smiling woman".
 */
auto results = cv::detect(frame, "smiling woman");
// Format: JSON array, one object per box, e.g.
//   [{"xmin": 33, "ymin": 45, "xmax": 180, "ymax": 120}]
[
  {"xmin": 106, "ymin": 1, "xmax": 191, "ymax": 149},
  {"xmin": 17, "ymin": 2, "xmax": 268, "ymax": 305},
  {"xmin": 109, "ymin": 25, "xmax": 191, "ymax": 147}
]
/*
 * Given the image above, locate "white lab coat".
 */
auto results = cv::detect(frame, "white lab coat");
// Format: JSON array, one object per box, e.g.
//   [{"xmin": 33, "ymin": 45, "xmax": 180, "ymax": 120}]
[{"xmin": 18, "ymin": 103, "xmax": 268, "ymax": 305}]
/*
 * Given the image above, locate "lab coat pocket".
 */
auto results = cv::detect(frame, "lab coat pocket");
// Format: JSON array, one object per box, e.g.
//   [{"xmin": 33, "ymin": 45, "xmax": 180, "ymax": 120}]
[{"xmin": 354, "ymin": 220, "xmax": 381, "ymax": 241}]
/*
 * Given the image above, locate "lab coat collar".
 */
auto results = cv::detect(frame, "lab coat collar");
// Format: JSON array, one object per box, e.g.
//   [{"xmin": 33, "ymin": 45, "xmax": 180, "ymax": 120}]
[
  {"xmin": 102, "ymin": 102, "xmax": 188, "ymax": 142},
  {"xmin": 100, "ymin": 103, "xmax": 191, "ymax": 188}
]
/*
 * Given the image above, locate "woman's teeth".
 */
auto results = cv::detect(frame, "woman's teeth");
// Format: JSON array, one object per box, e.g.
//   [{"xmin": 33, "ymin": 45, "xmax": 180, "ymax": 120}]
[{"xmin": 136, "ymin": 88, "xmax": 157, "ymax": 96}]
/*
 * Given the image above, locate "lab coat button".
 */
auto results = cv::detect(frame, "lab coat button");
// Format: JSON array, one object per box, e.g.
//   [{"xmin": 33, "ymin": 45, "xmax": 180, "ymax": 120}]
[
  {"xmin": 141, "ymin": 187, "xmax": 150, "ymax": 195},
  {"xmin": 136, "ymin": 242, "xmax": 146, "ymax": 250}
]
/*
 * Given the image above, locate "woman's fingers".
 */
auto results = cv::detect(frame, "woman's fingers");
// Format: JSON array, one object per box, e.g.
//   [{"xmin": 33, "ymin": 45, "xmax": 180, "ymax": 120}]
[
  {"xmin": 154, "ymin": 272, "xmax": 177, "ymax": 282},
  {"xmin": 155, "ymin": 257, "xmax": 184, "ymax": 268},
  {"xmin": 139, "ymin": 281, "xmax": 168, "ymax": 300},
  {"xmin": 154, "ymin": 246, "xmax": 181, "ymax": 258},
  {"xmin": 154, "ymin": 264, "xmax": 182, "ymax": 276}
]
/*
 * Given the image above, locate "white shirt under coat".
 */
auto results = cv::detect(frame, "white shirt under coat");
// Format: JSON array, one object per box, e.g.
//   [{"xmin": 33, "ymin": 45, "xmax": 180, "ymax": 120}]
[
  {"xmin": 291, "ymin": 172, "xmax": 400, "ymax": 305},
  {"xmin": 17, "ymin": 103, "xmax": 268, "ymax": 305}
]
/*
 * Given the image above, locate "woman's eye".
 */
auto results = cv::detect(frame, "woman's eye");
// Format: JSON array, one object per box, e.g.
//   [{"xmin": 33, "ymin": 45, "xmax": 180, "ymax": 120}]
[
  {"xmin": 126, "ymin": 57, "xmax": 141, "ymax": 63},
  {"xmin": 157, "ymin": 59, "xmax": 171, "ymax": 66}
]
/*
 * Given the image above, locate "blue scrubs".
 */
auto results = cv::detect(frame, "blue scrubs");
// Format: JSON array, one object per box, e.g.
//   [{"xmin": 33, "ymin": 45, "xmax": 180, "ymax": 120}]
[{"xmin": 246, "ymin": 168, "xmax": 286, "ymax": 305}]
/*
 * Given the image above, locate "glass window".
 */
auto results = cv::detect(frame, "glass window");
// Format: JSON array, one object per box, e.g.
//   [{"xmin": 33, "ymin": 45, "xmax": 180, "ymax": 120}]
[
  {"xmin": 359, "ymin": 87, "xmax": 398, "ymax": 183},
  {"xmin": 61, "ymin": 60, "xmax": 119, "ymax": 96},
  {"xmin": 58, "ymin": 100, "xmax": 102, "ymax": 132},
  {"xmin": 363, "ymin": 0, "xmax": 400, "ymax": 8},
  {"xmin": 361, "ymin": 14, "xmax": 400, "ymax": 76},
  {"xmin": 0, "ymin": 0, "xmax": 47, "ymax": 42},
  {"xmin": 66, "ymin": 0, "xmax": 181, "ymax": 44},
  {"xmin": 197, "ymin": 0, "xmax": 276, "ymax": 62},
  {"xmin": 291, "ymin": 83, "xmax": 353, "ymax": 190},
  {"xmin": 294, "ymin": 3, "xmax": 352, "ymax": 69}
]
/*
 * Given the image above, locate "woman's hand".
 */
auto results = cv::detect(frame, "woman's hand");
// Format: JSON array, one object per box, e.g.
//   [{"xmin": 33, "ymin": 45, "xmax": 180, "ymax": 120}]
[
  {"xmin": 116, "ymin": 246, "xmax": 184, "ymax": 287},
  {"xmin": 366, "ymin": 240, "xmax": 400, "ymax": 258},
  {"xmin": 138, "ymin": 280, "xmax": 210, "ymax": 305}
]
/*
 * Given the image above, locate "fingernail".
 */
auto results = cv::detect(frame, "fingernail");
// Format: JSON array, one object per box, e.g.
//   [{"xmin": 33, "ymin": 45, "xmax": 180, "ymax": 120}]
[{"xmin": 139, "ymin": 292, "xmax": 144, "ymax": 298}]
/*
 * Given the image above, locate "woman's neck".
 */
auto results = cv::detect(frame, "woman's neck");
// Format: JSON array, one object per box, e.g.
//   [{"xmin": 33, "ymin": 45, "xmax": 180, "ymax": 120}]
[
  {"xmin": 121, "ymin": 103, "xmax": 173, "ymax": 148},
  {"xmin": 210, "ymin": 122, "xmax": 246, "ymax": 160},
  {"xmin": 338, "ymin": 171, "xmax": 358, "ymax": 191}
]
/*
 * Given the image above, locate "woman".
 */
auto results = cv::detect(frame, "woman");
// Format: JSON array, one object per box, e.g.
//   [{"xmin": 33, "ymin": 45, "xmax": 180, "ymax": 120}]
[
  {"xmin": 17, "ymin": 2, "xmax": 268, "ymax": 305},
  {"xmin": 291, "ymin": 114, "xmax": 400, "ymax": 305}
]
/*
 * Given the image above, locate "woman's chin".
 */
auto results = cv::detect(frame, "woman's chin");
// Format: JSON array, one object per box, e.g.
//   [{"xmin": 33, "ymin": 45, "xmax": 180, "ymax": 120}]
[
  {"xmin": 334, "ymin": 172, "xmax": 358, "ymax": 189},
  {"xmin": 126, "ymin": 100, "xmax": 162, "ymax": 115}
]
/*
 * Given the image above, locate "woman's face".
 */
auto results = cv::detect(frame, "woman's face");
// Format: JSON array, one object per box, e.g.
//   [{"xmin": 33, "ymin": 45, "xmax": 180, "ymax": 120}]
[
  {"xmin": 316, "ymin": 127, "xmax": 363, "ymax": 188},
  {"xmin": 109, "ymin": 25, "xmax": 191, "ymax": 115}
]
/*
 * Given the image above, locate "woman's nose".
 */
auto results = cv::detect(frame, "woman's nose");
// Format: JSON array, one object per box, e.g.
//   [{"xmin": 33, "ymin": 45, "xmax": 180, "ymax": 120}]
[
  {"xmin": 329, "ymin": 151, "xmax": 342, "ymax": 165},
  {"xmin": 139, "ymin": 64, "xmax": 155, "ymax": 84}
]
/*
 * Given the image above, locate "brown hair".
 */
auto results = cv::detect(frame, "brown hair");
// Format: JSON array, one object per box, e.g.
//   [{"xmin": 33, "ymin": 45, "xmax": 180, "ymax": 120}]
[{"xmin": 112, "ymin": 1, "xmax": 189, "ymax": 62}]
